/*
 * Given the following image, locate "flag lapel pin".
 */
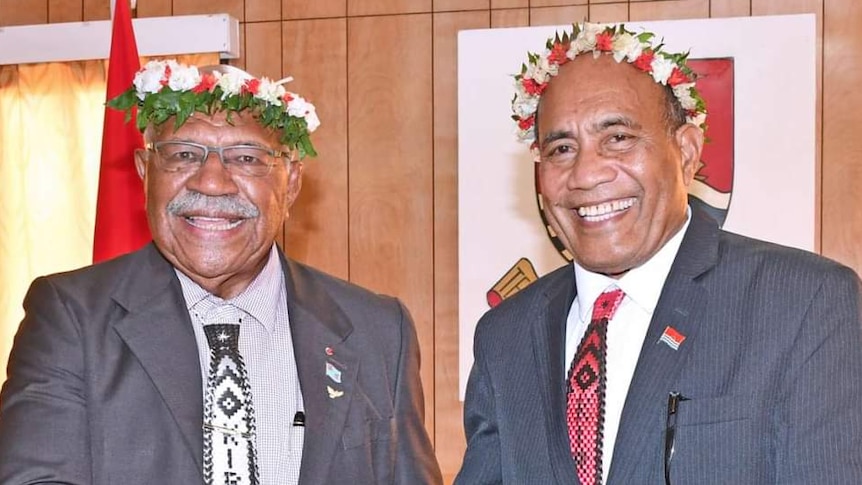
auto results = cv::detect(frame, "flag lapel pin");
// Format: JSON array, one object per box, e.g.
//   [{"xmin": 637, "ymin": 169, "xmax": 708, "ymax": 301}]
[
  {"xmin": 326, "ymin": 361, "xmax": 343, "ymax": 384},
  {"xmin": 659, "ymin": 325, "xmax": 686, "ymax": 350}
]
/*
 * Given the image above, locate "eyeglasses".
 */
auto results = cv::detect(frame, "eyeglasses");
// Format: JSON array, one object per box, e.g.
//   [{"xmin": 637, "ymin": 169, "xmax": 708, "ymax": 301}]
[{"xmin": 146, "ymin": 141, "xmax": 292, "ymax": 177}]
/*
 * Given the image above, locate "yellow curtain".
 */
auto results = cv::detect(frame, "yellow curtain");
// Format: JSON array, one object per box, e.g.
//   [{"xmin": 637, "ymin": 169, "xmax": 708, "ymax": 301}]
[{"xmin": 0, "ymin": 53, "xmax": 217, "ymax": 380}]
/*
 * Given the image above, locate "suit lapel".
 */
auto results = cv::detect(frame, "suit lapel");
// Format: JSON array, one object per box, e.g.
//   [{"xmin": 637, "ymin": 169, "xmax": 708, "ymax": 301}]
[
  {"xmin": 531, "ymin": 266, "xmax": 579, "ymax": 485},
  {"xmin": 280, "ymin": 255, "xmax": 356, "ymax": 484},
  {"xmin": 110, "ymin": 245, "xmax": 204, "ymax": 477},
  {"xmin": 607, "ymin": 210, "xmax": 719, "ymax": 485}
]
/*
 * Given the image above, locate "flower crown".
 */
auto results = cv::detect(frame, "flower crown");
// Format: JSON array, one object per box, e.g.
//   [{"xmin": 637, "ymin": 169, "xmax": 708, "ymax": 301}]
[
  {"xmin": 512, "ymin": 22, "xmax": 707, "ymax": 151},
  {"xmin": 107, "ymin": 60, "xmax": 320, "ymax": 159}
]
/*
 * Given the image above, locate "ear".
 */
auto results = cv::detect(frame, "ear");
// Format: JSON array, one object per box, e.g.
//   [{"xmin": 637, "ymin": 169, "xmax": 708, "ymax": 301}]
[
  {"xmin": 285, "ymin": 161, "xmax": 304, "ymax": 209},
  {"xmin": 134, "ymin": 148, "xmax": 148, "ymax": 180},
  {"xmin": 675, "ymin": 123, "xmax": 704, "ymax": 186}
]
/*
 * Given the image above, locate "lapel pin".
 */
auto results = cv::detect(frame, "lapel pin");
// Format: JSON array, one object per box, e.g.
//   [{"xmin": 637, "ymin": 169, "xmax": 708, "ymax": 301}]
[
  {"xmin": 659, "ymin": 325, "xmax": 686, "ymax": 350},
  {"xmin": 327, "ymin": 385, "xmax": 344, "ymax": 399},
  {"xmin": 325, "ymin": 346, "xmax": 334, "ymax": 356},
  {"xmin": 326, "ymin": 362, "xmax": 343, "ymax": 384}
]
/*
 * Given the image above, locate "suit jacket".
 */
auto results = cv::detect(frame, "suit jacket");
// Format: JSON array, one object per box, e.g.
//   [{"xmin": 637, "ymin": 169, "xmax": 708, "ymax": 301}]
[
  {"xmin": 455, "ymin": 208, "xmax": 862, "ymax": 484},
  {"xmin": 0, "ymin": 244, "xmax": 442, "ymax": 485}
]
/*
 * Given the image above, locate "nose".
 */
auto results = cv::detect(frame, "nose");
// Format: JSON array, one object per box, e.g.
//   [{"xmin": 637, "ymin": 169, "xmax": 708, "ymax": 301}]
[
  {"xmin": 185, "ymin": 149, "xmax": 238, "ymax": 195},
  {"xmin": 565, "ymin": 143, "xmax": 616, "ymax": 191}
]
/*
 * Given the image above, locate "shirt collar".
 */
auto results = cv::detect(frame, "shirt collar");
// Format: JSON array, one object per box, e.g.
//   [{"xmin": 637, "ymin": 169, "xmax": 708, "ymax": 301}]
[
  {"xmin": 573, "ymin": 206, "xmax": 691, "ymax": 321},
  {"xmin": 176, "ymin": 245, "xmax": 284, "ymax": 333}
]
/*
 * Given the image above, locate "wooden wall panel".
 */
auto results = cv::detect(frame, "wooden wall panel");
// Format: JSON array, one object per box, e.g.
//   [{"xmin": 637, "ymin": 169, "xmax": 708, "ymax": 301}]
[
  {"xmin": 433, "ymin": 9, "xmax": 490, "ymax": 478},
  {"xmin": 82, "ymin": 0, "xmax": 108, "ymax": 21},
  {"xmin": 491, "ymin": 0, "xmax": 526, "ymax": 8},
  {"xmin": 283, "ymin": 0, "xmax": 345, "ymax": 19},
  {"xmin": 135, "ymin": 0, "xmax": 171, "ymax": 17},
  {"xmin": 530, "ymin": 6, "xmax": 589, "ymax": 25},
  {"xmin": 630, "ymin": 0, "xmax": 709, "ymax": 20},
  {"xmin": 347, "ymin": 14, "xmax": 436, "ymax": 432},
  {"xmin": 247, "ymin": 0, "xmax": 281, "ymax": 22},
  {"xmin": 589, "ymin": 2, "xmax": 629, "ymax": 22},
  {"xmin": 711, "ymin": 0, "xmax": 750, "ymax": 17},
  {"xmin": 822, "ymin": 0, "xmax": 862, "ymax": 271},
  {"xmin": 532, "ymin": 0, "xmax": 586, "ymax": 7},
  {"xmin": 282, "ymin": 19, "xmax": 350, "ymax": 281},
  {"xmin": 347, "ymin": 0, "xmax": 430, "ymax": 16},
  {"xmin": 173, "ymin": 0, "xmax": 244, "ymax": 20},
  {"xmin": 244, "ymin": 21, "xmax": 283, "ymax": 80},
  {"xmin": 491, "ymin": 7, "xmax": 528, "ymax": 27},
  {"xmin": 434, "ymin": 0, "xmax": 488, "ymax": 11},
  {"xmin": 0, "ymin": 0, "xmax": 48, "ymax": 26},
  {"xmin": 49, "ymin": 0, "xmax": 82, "ymax": 23}
]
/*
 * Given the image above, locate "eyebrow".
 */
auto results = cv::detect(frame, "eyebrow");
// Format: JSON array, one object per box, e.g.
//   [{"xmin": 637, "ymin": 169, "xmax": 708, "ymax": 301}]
[{"xmin": 539, "ymin": 115, "xmax": 643, "ymax": 147}]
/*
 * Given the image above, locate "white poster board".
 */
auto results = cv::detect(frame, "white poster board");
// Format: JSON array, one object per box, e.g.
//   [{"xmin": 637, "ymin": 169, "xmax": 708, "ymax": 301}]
[{"xmin": 458, "ymin": 14, "xmax": 817, "ymax": 397}]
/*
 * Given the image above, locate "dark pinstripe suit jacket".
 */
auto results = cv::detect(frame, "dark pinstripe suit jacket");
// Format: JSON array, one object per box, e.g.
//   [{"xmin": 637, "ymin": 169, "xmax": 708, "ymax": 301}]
[
  {"xmin": 456, "ymin": 208, "xmax": 862, "ymax": 484},
  {"xmin": 0, "ymin": 244, "xmax": 442, "ymax": 485}
]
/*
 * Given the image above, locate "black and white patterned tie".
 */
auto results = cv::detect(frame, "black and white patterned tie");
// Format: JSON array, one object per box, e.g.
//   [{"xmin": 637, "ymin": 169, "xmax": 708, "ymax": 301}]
[{"xmin": 203, "ymin": 323, "xmax": 260, "ymax": 485}]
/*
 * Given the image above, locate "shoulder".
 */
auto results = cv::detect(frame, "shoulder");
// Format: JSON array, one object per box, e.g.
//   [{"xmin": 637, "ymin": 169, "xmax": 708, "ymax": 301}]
[
  {"xmin": 25, "ymin": 245, "xmax": 161, "ymax": 304},
  {"xmin": 472, "ymin": 263, "xmax": 572, "ymax": 337},
  {"xmin": 715, "ymin": 230, "xmax": 857, "ymax": 284}
]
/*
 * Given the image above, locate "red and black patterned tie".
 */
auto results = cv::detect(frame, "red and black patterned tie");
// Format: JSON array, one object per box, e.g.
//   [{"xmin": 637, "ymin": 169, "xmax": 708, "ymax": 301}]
[{"xmin": 566, "ymin": 288, "xmax": 625, "ymax": 485}]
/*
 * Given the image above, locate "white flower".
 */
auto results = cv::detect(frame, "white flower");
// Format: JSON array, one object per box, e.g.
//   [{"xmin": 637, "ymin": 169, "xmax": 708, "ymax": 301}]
[
  {"xmin": 538, "ymin": 55, "xmax": 559, "ymax": 76},
  {"xmin": 689, "ymin": 112, "xmax": 707, "ymax": 129},
  {"xmin": 650, "ymin": 56, "xmax": 675, "ymax": 85},
  {"xmin": 304, "ymin": 107, "xmax": 321, "ymax": 132},
  {"xmin": 512, "ymin": 95, "xmax": 538, "ymax": 119},
  {"xmin": 570, "ymin": 22, "xmax": 606, "ymax": 53},
  {"xmin": 167, "ymin": 63, "xmax": 201, "ymax": 91},
  {"xmin": 133, "ymin": 60, "xmax": 168, "ymax": 99},
  {"xmin": 215, "ymin": 71, "xmax": 247, "ymax": 97},
  {"xmin": 673, "ymin": 83, "xmax": 698, "ymax": 110},
  {"xmin": 255, "ymin": 78, "xmax": 286, "ymax": 106},
  {"xmin": 524, "ymin": 62, "xmax": 550, "ymax": 84},
  {"xmin": 286, "ymin": 94, "xmax": 320, "ymax": 132},
  {"xmin": 612, "ymin": 32, "xmax": 644, "ymax": 63}
]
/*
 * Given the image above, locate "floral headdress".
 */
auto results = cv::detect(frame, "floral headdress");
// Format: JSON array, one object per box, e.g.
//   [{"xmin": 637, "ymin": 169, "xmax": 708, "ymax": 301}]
[
  {"xmin": 512, "ymin": 22, "xmax": 707, "ymax": 154},
  {"xmin": 107, "ymin": 60, "xmax": 320, "ymax": 159}
]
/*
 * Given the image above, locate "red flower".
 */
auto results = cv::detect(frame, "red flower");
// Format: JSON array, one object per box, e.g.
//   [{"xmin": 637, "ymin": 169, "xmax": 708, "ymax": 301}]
[
  {"xmin": 518, "ymin": 115, "xmax": 535, "ymax": 131},
  {"xmin": 595, "ymin": 32, "xmax": 614, "ymax": 52},
  {"xmin": 282, "ymin": 92, "xmax": 294, "ymax": 104},
  {"xmin": 548, "ymin": 42, "xmax": 569, "ymax": 65},
  {"xmin": 241, "ymin": 78, "xmax": 261, "ymax": 95},
  {"xmin": 191, "ymin": 73, "xmax": 217, "ymax": 93},
  {"xmin": 521, "ymin": 77, "xmax": 547, "ymax": 96},
  {"xmin": 633, "ymin": 50, "xmax": 655, "ymax": 72},
  {"xmin": 160, "ymin": 64, "xmax": 172, "ymax": 87},
  {"xmin": 667, "ymin": 67, "xmax": 690, "ymax": 87}
]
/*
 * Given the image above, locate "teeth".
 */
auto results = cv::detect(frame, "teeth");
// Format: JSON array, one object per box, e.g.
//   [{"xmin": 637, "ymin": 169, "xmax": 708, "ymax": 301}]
[
  {"xmin": 577, "ymin": 198, "xmax": 634, "ymax": 222},
  {"xmin": 185, "ymin": 216, "xmax": 243, "ymax": 231}
]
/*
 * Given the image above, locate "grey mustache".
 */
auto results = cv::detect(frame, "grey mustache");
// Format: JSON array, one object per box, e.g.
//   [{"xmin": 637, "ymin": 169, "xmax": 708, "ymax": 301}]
[{"xmin": 166, "ymin": 191, "xmax": 260, "ymax": 218}]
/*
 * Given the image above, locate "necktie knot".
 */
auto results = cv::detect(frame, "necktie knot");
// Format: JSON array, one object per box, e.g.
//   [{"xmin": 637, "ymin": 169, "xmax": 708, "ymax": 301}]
[
  {"xmin": 204, "ymin": 323, "xmax": 241, "ymax": 352},
  {"xmin": 591, "ymin": 288, "xmax": 625, "ymax": 322}
]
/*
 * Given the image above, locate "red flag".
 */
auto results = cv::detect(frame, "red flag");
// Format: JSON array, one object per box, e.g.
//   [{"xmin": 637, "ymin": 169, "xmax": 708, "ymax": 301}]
[{"xmin": 93, "ymin": 0, "xmax": 150, "ymax": 263}]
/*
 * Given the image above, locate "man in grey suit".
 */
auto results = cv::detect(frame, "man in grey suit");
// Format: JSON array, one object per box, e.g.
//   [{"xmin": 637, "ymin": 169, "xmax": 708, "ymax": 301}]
[
  {"xmin": 0, "ymin": 62, "xmax": 442, "ymax": 485},
  {"xmin": 456, "ymin": 22, "xmax": 862, "ymax": 484}
]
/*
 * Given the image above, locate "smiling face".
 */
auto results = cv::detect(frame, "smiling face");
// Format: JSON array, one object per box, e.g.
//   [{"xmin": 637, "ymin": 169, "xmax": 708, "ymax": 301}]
[
  {"xmin": 135, "ymin": 111, "xmax": 302, "ymax": 298},
  {"xmin": 535, "ymin": 54, "xmax": 703, "ymax": 277}
]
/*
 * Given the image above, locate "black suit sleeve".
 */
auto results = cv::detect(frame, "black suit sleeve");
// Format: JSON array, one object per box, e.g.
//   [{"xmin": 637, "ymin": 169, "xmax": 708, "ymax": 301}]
[
  {"xmin": 391, "ymin": 301, "xmax": 443, "ymax": 484},
  {"xmin": 0, "ymin": 277, "xmax": 91, "ymax": 484},
  {"xmin": 775, "ymin": 265, "xmax": 862, "ymax": 483},
  {"xmin": 454, "ymin": 317, "xmax": 503, "ymax": 485}
]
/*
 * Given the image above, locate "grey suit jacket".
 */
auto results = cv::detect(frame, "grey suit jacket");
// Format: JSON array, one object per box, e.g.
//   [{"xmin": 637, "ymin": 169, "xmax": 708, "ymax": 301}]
[
  {"xmin": 0, "ymin": 244, "xmax": 442, "ymax": 485},
  {"xmin": 455, "ymin": 208, "xmax": 862, "ymax": 484}
]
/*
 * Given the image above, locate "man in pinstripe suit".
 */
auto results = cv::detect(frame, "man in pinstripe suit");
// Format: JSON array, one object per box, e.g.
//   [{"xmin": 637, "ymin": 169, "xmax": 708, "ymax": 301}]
[{"xmin": 456, "ymin": 22, "xmax": 862, "ymax": 484}]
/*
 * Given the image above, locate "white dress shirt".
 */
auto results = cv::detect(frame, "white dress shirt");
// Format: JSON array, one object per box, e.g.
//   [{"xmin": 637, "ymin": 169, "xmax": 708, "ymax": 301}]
[
  {"xmin": 565, "ymin": 209, "xmax": 691, "ymax": 482},
  {"xmin": 177, "ymin": 245, "xmax": 304, "ymax": 485}
]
